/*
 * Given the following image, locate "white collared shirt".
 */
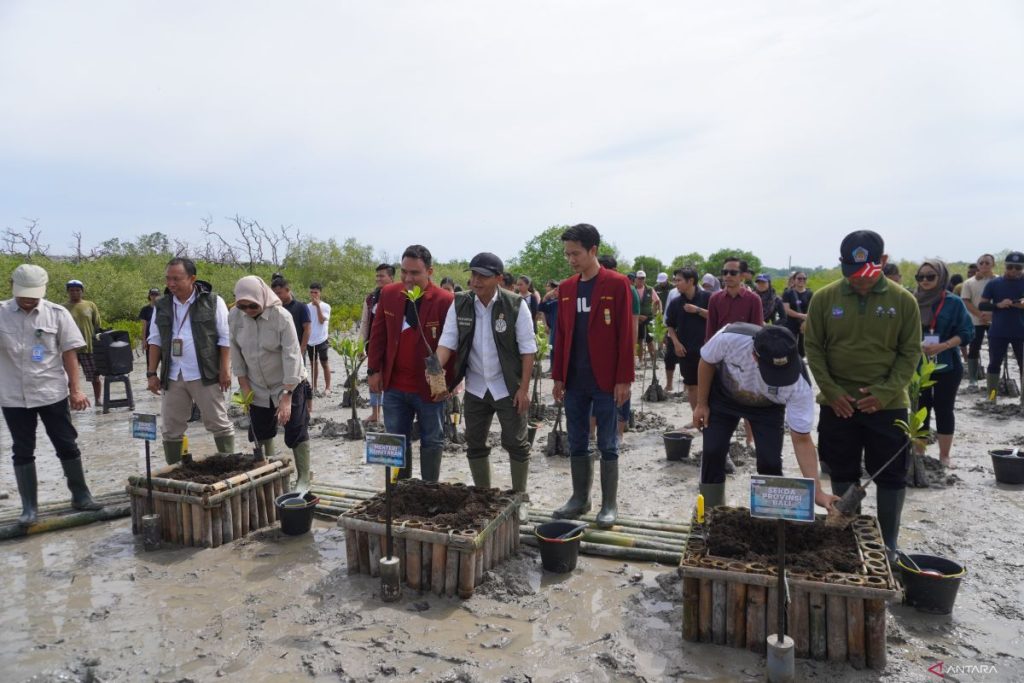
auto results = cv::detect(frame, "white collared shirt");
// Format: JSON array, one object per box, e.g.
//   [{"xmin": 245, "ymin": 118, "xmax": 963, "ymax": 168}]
[
  {"xmin": 307, "ymin": 300, "xmax": 331, "ymax": 345},
  {"xmin": 439, "ymin": 296, "xmax": 537, "ymax": 400},
  {"xmin": 0, "ymin": 299, "xmax": 85, "ymax": 408},
  {"xmin": 148, "ymin": 290, "xmax": 230, "ymax": 382}
]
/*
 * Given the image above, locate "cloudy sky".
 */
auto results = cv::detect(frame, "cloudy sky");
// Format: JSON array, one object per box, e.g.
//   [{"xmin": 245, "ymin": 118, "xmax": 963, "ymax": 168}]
[{"xmin": 2, "ymin": 1, "xmax": 1022, "ymax": 268}]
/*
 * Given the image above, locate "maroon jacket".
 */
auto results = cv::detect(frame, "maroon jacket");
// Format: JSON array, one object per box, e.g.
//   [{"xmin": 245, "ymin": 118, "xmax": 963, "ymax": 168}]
[
  {"xmin": 552, "ymin": 267, "xmax": 635, "ymax": 392},
  {"xmin": 368, "ymin": 282, "xmax": 455, "ymax": 400}
]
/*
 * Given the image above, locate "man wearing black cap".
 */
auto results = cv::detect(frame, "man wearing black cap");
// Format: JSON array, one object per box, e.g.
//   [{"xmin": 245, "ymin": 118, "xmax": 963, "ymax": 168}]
[
  {"xmin": 978, "ymin": 251, "xmax": 1024, "ymax": 398},
  {"xmin": 435, "ymin": 253, "xmax": 537, "ymax": 493},
  {"xmin": 693, "ymin": 324, "xmax": 838, "ymax": 511},
  {"xmin": 805, "ymin": 230, "xmax": 921, "ymax": 552}
]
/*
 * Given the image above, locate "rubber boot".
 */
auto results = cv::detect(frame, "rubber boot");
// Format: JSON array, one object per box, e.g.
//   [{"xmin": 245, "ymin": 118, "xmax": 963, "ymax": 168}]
[
  {"xmin": 967, "ymin": 358, "xmax": 979, "ymax": 388},
  {"xmin": 257, "ymin": 439, "xmax": 275, "ymax": 460},
  {"xmin": 467, "ymin": 456, "xmax": 492, "ymax": 488},
  {"xmin": 876, "ymin": 487, "xmax": 906, "ymax": 552},
  {"xmin": 552, "ymin": 456, "xmax": 593, "ymax": 519},
  {"xmin": 510, "ymin": 459, "xmax": 530, "ymax": 496},
  {"xmin": 698, "ymin": 482, "xmax": 725, "ymax": 509},
  {"xmin": 14, "ymin": 463, "xmax": 38, "ymax": 526},
  {"xmin": 596, "ymin": 459, "xmax": 619, "ymax": 528},
  {"xmin": 163, "ymin": 439, "xmax": 184, "ymax": 465},
  {"xmin": 214, "ymin": 434, "xmax": 235, "ymax": 455},
  {"xmin": 61, "ymin": 458, "xmax": 103, "ymax": 511},
  {"xmin": 986, "ymin": 373, "xmax": 1000, "ymax": 400},
  {"xmin": 420, "ymin": 448, "xmax": 443, "ymax": 482},
  {"xmin": 292, "ymin": 441, "xmax": 311, "ymax": 491}
]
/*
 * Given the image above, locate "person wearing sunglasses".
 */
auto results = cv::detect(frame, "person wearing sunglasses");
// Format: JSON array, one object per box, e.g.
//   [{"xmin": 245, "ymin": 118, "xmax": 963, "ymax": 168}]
[
  {"xmin": 978, "ymin": 251, "xmax": 1024, "ymax": 399},
  {"xmin": 913, "ymin": 259, "xmax": 973, "ymax": 468},
  {"xmin": 229, "ymin": 276, "xmax": 311, "ymax": 489},
  {"xmin": 781, "ymin": 271, "xmax": 813, "ymax": 357},
  {"xmin": 960, "ymin": 254, "xmax": 996, "ymax": 390},
  {"xmin": 705, "ymin": 257, "xmax": 763, "ymax": 342}
]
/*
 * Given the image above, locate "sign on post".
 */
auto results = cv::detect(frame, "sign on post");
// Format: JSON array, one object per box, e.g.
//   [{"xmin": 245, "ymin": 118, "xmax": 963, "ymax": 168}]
[
  {"xmin": 365, "ymin": 433, "xmax": 407, "ymax": 468},
  {"xmin": 131, "ymin": 413, "xmax": 158, "ymax": 441},
  {"xmin": 750, "ymin": 476, "xmax": 815, "ymax": 523}
]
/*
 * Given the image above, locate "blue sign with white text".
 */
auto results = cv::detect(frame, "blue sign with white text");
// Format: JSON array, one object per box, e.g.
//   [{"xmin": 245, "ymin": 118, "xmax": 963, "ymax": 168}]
[
  {"xmin": 750, "ymin": 476, "xmax": 815, "ymax": 523},
  {"xmin": 365, "ymin": 433, "xmax": 407, "ymax": 468}
]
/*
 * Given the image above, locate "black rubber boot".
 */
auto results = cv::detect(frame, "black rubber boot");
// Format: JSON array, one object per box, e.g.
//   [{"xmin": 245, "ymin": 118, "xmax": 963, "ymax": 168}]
[
  {"xmin": 553, "ymin": 456, "xmax": 593, "ymax": 519},
  {"xmin": 698, "ymin": 482, "xmax": 725, "ymax": 508},
  {"xmin": 61, "ymin": 458, "xmax": 103, "ymax": 511},
  {"xmin": 420, "ymin": 448, "xmax": 443, "ymax": 482},
  {"xmin": 596, "ymin": 460, "xmax": 619, "ymax": 528},
  {"xmin": 14, "ymin": 463, "xmax": 38, "ymax": 526},
  {"xmin": 876, "ymin": 487, "xmax": 906, "ymax": 552}
]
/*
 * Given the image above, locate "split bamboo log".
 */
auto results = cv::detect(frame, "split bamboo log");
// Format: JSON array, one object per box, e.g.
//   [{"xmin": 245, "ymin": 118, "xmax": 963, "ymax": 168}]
[
  {"xmin": 698, "ymin": 579, "xmax": 712, "ymax": 643},
  {"xmin": 345, "ymin": 529, "xmax": 359, "ymax": 575},
  {"xmin": 483, "ymin": 533, "xmax": 493, "ymax": 571},
  {"xmin": 192, "ymin": 501, "xmax": 204, "ymax": 546},
  {"xmin": 222, "ymin": 502, "xmax": 233, "ymax": 544},
  {"xmin": 431, "ymin": 542, "xmax": 446, "ymax": 596},
  {"xmin": 248, "ymin": 487, "xmax": 258, "ymax": 531},
  {"xmin": 865, "ymin": 599, "xmax": 887, "ymax": 670},
  {"xmin": 181, "ymin": 501, "xmax": 193, "ymax": 546},
  {"xmin": 792, "ymin": 588, "xmax": 810, "ymax": 658},
  {"xmin": 203, "ymin": 507, "xmax": 213, "ymax": 548},
  {"xmin": 232, "ymin": 495, "xmax": 242, "ymax": 539},
  {"xmin": 682, "ymin": 577, "xmax": 700, "ymax": 643},
  {"xmin": 420, "ymin": 541, "xmax": 432, "ymax": 589},
  {"xmin": 745, "ymin": 585, "xmax": 766, "ymax": 654},
  {"xmin": 459, "ymin": 551, "xmax": 475, "ymax": 599},
  {"xmin": 475, "ymin": 547, "xmax": 483, "ymax": 584},
  {"xmin": 518, "ymin": 536, "xmax": 682, "ymax": 564},
  {"xmin": 847, "ymin": 596, "xmax": 866, "ymax": 669},
  {"xmin": 406, "ymin": 540, "xmax": 421, "ymax": 591},
  {"xmin": 239, "ymin": 492, "xmax": 250, "ymax": 536},
  {"xmin": 0, "ymin": 504, "xmax": 132, "ymax": 541},
  {"xmin": 212, "ymin": 507, "xmax": 222, "ymax": 548},
  {"xmin": 726, "ymin": 581, "xmax": 746, "ymax": 648},
  {"xmin": 357, "ymin": 531, "xmax": 371, "ymax": 575},
  {"xmin": 808, "ymin": 592, "xmax": 827, "ymax": 661},
  {"xmin": 256, "ymin": 486, "xmax": 267, "ymax": 530},
  {"xmin": 826, "ymin": 593, "xmax": 848, "ymax": 662},
  {"xmin": 444, "ymin": 547, "xmax": 459, "ymax": 598},
  {"xmin": 712, "ymin": 580, "xmax": 727, "ymax": 645}
]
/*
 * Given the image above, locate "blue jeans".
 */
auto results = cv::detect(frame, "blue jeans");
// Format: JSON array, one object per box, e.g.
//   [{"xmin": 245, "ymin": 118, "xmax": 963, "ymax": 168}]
[
  {"xmin": 565, "ymin": 388, "xmax": 619, "ymax": 461},
  {"xmin": 383, "ymin": 389, "xmax": 445, "ymax": 478}
]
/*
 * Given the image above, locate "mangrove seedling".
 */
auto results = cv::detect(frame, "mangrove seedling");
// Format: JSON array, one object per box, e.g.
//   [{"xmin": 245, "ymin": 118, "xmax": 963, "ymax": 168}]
[
  {"xmin": 531, "ymin": 327, "xmax": 550, "ymax": 421},
  {"xmin": 643, "ymin": 316, "xmax": 669, "ymax": 403},
  {"xmin": 404, "ymin": 285, "xmax": 448, "ymax": 397},
  {"xmin": 329, "ymin": 334, "xmax": 366, "ymax": 440},
  {"xmin": 901, "ymin": 356, "xmax": 945, "ymax": 485},
  {"xmin": 231, "ymin": 390, "xmax": 264, "ymax": 460}
]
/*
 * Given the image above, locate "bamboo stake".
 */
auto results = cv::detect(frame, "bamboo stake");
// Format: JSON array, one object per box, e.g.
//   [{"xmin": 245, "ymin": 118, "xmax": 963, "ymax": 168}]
[
  {"xmin": 698, "ymin": 579, "xmax": 712, "ymax": 643},
  {"xmin": 475, "ymin": 547, "xmax": 483, "ymax": 584},
  {"xmin": 826, "ymin": 593, "xmax": 848, "ymax": 662},
  {"xmin": 345, "ymin": 529, "xmax": 359, "ymax": 574},
  {"xmin": 847, "ymin": 597, "xmax": 866, "ymax": 669},
  {"xmin": 431, "ymin": 542, "xmax": 446, "ymax": 596},
  {"xmin": 248, "ymin": 487, "xmax": 258, "ymax": 531},
  {"xmin": 483, "ymin": 532, "xmax": 493, "ymax": 571},
  {"xmin": 745, "ymin": 585, "xmax": 766, "ymax": 655},
  {"xmin": 212, "ymin": 507, "xmax": 222, "ymax": 548},
  {"xmin": 357, "ymin": 531, "xmax": 371, "ymax": 575},
  {"xmin": 232, "ymin": 495, "xmax": 242, "ymax": 539},
  {"xmin": 682, "ymin": 577, "xmax": 700, "ymax": 643},
  {"xmin": 256, "ymin": 485, "xmax": 268, "ymax": 530},
  {"xmin": 712, "ymin": 580, "xmax": 727, "ymax": 645},
  {"xmin": 792, "ymin": 588, "xmax": 810, "ymax": 658},
  {"xmin": 203, "ymin": 507, "xmax": 213, "ymax": 548},
  {"xmin": 421, "ymin": 541, "xmax": 431, "ymax": 589},
  {"xmin": 444, "ymin": 547, "xmax": 459, "ymax": 597},
  {"xmin": 222, "ymin": 501, "xmax": 233, "ymax": 544},
  {"xmin": 529, "ymin": 507, "xmax": 690, "ymax": 533},
  {"xmin": 809, "ymin": 592, "xmax": 827, "ymax": 661},
  {"xmin": 458, "ymin": 551, "xmax": 475, "ymax": 599},
  {"xmin": 192, "ymin": 501, "xmax": 203, "ymax": 547},
  {"xmin": 129, "ymin": 495, "xmax": 140, "ymax": 534},
  {"xmin": 182, "ymin": 500, "xmax": 193, "ymax": 546},
  {"xmin": 0, "ymin": 504, "xmax": 132, "ymax": 541},
  {"xmin": 727, "ymin": 581, "xmax": 746, "ymax": 648},
  {"xmin": 239, "ymin": 492, "xmax": 250, "ymax": 536},
  {"xmin": 865, "ymin": 599, "xmax": 886, "ymax": 670},
  {"xmin": 407, "ymin": 540, "xmax": 421, "ymax": 591}
]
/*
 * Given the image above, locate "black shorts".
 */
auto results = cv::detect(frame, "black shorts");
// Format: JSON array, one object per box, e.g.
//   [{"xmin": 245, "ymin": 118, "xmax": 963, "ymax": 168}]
[
  {"xmin": 249, "ymin": 382, "xmax": 312, "ymax": 448},
  {"xmin": 307, "ymin": 340, "xmax": 329, "ymax": 365},
  {"xmin": 637, "ymin": 320, "xmax": 652, "ymax": 343},
  {"xmin": 665, "ymin": 345, "xmax": 700, "ymax": 385}
]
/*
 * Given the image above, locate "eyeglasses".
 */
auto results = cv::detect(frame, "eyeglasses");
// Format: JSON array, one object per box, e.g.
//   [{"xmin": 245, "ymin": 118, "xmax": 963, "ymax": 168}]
[
  {"xmin": 721, "ymin": 269, "xmax": 740, "ymax": 276},
  {"xmin": 795, "ymin": 277, "xmax": 807, "ymax": 281},
  {"xmin": 1007, "ymin": 264, "xmax": 1024, "ymax": 271},
  {"xmin": 236, "ymin": 302, "xmax": 262, "ymax": 311},
  {"xmin": 915, "ymin": 273, "xmax": 938, "ymax": 282}
]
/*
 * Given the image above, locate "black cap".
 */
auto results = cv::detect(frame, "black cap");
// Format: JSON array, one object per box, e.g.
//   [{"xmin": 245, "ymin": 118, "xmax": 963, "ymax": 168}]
[
  {"xmin": 839, "ymin": 230, "xmax": 885, "ymax": 277},
  {"xmin": 1005, "ymin": 251, "xmax": 1024, "ymax": 265},
  {"xmin": 753, "ymin": 326, "xmax": 802, "ymax": 387},
  {"xmin": 148, "ymin": 287, "xmax": 161, "ymax": 296},
  {"xmin": 467, "ymin": 252, "xmax": 504, "ymax": 277}
]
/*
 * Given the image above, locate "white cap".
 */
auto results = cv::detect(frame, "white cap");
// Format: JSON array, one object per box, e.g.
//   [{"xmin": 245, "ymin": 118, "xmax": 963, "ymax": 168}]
[
  {"xmin": 636, "ymin": 270, "xmax": 647, "ymax": 278},
  {"xmin": 656, "ymin": 272, "xmax": 668, "ymax": 283},
  {"xmin": 12, "ymin": 264, "xmax": 48, "ymax": 298}
]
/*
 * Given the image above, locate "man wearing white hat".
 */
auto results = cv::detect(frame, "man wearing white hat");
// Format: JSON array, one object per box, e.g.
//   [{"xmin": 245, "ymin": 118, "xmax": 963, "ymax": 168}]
[{"xmin": 1, "ymin": 264, "xmax": 103, "ymax": 526}]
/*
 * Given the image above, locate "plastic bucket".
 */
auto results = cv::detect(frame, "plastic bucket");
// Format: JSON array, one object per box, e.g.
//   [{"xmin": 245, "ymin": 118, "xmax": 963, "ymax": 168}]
[
  {"xmin": 534, "ymin": 521, "xmax": 585, "ymax": 573},
  {"xmin": 275, "ymin": 491, "xmax": 319, "ymax": 536},
  {"xmin": 897, "ymin": 553, "xmax": 966, "ymax": 614},
  {"xmin": 990, "ymin": 449, "xmax": 1024, "ymax": 485},
  {"xmin": 663, "ymin": 431, "xmax": 694, "ymax": 461}
]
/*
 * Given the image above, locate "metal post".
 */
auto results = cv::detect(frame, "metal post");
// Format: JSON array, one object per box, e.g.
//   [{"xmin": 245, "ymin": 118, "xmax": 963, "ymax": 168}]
[
  {"xmin": 777, "ymin": 518, "xmax": 786, "ymax": 644},
  {"xmin": 385, "ymin": 467, "xmax": 393, "ymax": 560},
  {"xmin": 145, "ymin": 440, "xmax": 154, "ymax": 515}
]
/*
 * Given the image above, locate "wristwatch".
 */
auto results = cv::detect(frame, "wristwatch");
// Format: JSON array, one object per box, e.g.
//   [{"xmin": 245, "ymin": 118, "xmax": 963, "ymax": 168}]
[
  {"xmin": 146, "ymin": 371, "xmax": 158, "ymax": 378},
  {"xmin": 281, "ymin": 388, "xmax": 293, "ymax": 395}
]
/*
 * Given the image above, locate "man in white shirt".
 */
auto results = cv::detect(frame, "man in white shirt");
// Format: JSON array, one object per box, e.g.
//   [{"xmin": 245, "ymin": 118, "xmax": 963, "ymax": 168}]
[
  {"xmin": 146, "ymin": 258, "xmax": 234, "ymax": 464},
  {"xmin": 959, "ymin": 253, "xmax": 996, "ymax": 389},
  {"xmin": 306, "ymin": 282, "xmax": 332, "ymax": 400},
  {"xmin": 435, "ymin": 253, "xmax": 537, "ymax": 493},
  {"xmin": 692, "ymin": 323, "xmax": 838, "ymax": 512}
]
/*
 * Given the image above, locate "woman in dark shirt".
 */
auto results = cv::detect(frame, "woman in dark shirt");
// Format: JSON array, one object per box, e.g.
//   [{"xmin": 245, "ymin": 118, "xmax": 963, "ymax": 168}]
[{"xmin": 781, "ymin": 271, "xmax": 812, "ymax": 357}]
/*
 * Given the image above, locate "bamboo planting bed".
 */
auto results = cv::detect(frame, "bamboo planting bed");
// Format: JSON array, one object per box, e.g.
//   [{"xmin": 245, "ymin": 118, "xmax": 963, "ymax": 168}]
[
  {"xmin": 126, "ymin": 458, "xmax": 294, "ymax": 548},
  {"xmin": 678, "ymin": 506, "xmax": 899, "ymax": 670},
  {"xmin": 337, "ymin": 482, "xmax": 522, "ymax": 599}
]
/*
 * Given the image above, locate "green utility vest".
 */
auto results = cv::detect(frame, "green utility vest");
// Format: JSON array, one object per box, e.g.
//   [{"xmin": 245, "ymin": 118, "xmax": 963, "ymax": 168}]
[
  {"xmin": 154, "ymin": 281, "xmax": 222, "ymax": 388},
  {"xmin": 638, "ymin": 286, "xmax": 654, "ymax": 317},
  {"xmin": 451, "ymin": 288, "xmax": 524, "ymax": 395}
]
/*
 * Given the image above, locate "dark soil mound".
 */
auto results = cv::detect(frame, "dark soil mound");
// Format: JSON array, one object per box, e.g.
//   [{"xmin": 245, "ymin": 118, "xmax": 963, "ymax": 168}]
[
  {"xmin": 360, "ymin": 480, "xmax": 506, "ymax": 529},
  {"xmin": 706, "ymin": 507, "xmax": 861, "ymax": 574},
  {"xmin": 163, "ymin": 454, "xmax": 259, "ymax": 484}
]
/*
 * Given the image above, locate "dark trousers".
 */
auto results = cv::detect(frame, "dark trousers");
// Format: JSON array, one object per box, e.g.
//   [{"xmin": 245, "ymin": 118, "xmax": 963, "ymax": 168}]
[
  {"xmin": 817, "ymin": 405, "xmax": 908, "ymax": 490},
  {"xmin": 564, "ymin": 387, "xmax": 618, "ymax": 461},
  {"xmin": 3, "ymin": 399, "xmax": 81, "ymax": 466},
  {"xmin": 987, "ymin": 336, "xmax": 1023, "ymax": 375},
  {"xmin": 967, "ymin": 325, "xmax": 988, "ymax": 360},
  {"xmin": 249, "ymin": 382, "xmax": 311, "ymax": 448},
  {"xmin": 463, "ymin": 391, "xmax": 529, "ymax": 463},
  {"xmin": 920, "ymin": 367, "xmax": 962, "ymax": 435},
  {"xmin": 699, "ymin": 383, "xmax": 784, "ymax": 484}
]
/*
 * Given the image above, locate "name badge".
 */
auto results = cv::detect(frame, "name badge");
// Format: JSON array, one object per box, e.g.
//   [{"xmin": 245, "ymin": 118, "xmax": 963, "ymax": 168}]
[
  {"xmin": 31, "ymin": 344, "xmax": 45, "ymax": 362},
  {"xmin": 172, "ymin": 338, "xmax": 184, "ymax": 357},
  {"xmin": 923, "ymin": 334, "xmax": 940, "ymax": 346}
]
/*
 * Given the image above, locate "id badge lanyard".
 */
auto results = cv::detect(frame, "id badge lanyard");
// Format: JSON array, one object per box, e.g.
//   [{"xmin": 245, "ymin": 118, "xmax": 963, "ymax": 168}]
[
  {"xmin": 924, "ymin": 292, "xmax": 947, "ymax": 354},
  {"xmin": 31, "ymin": 328, "xmax": 45, "ymax": 362},
  {"xmin": 172, "ymin": 304, "xmax": 191, "ymax": 357}
]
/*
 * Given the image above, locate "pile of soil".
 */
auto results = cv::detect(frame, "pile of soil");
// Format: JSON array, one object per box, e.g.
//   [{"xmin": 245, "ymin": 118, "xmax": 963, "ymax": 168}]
[
  {"xmin": 359, "ymin": 480, "xmax": 506, "ymax": 529},
  {"xmin": 162, "ymin": 454, "xmax": 260, "ymax": 484},
  {"xmin": 972, "ymin": 401, "xmax": 1023, "ymax": 418},
  {"xmin": 706, "ymin": 507, "xmax": 861, "ymax": 573},
  {"xmin": 631, "ymin": 411, "xmax": 669, "ymax": 432}
]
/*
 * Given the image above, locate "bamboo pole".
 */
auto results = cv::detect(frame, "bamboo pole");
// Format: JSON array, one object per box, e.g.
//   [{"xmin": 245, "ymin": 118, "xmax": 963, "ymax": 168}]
[
  {"xmin": 793, "ymin": 588, "xmax": 810, "ymax": 658},
  {"xmin": 357, "ymin": 531, "xmax": 371, "ymax": 575},
  {"xmin": 222, "ymin": 501, "xmax": 233, "ymax": 544},
  {"xmin": 0, "ymin": 504, "xmax": 132, "ymax": 541},
  {"xmin": 125, "ymin": 485, "xmax": 205, "ymax": 507},
  {"xmin": 847, "ymin": 597, "xmax": 866, "ymax": 669},
  {"xmin": 745, "ymin": 585, "xmax": 766, "ymax": 654},
  {"xmin": 698, "ymin": 578, "xmax": 712, "ymax": 643},
  {"xmin": 475, "ymin": 546, "xmax": 483, "ymax": 584},
  {"xmin": 203, "ymin": 507, "xmax": 213, "ymax": 548},
  {"xmin": 239, "ymin": 492, "xmax": 250, "ymax": 536},
  {"xmin": 483, "ymin": 533, "xmax": 493, "ymax": 571},
  {"xmin": 256, "ymin": 485, "xmax": 268, "ymax": 530},
  {"xmin": 865, "ymin": 599, "xmax": 887, "ymax": 670},
  {"xmin": 521, "ymin": 525, "xmax": 682, "ymax": 553},
  {"xmin": 182, "ymin": 500, "xmax": 193, "ymax": 546},
  {"xmin": 525, "ymin": 514, "xmax": 689, "ymax": 543},
  {"xmin": 192, "ymin": 501, "xmax": 203, "ymax": 547},
  {"xmin": 128, "ymin": 494, "xmax": 139, "ymax": 534},
  {"xmin": 212, "ymin": 507, "xmax": 222, "ymax": 548},
  {"xmin": 421, "ymin": 542, "xmax": 431, "ymax": 589},
  {"xmin": 712, "ymin": 580, "xmax": 727, "ymax": 645},
  {"xmin": 204, "ymin": 466, "xmax": 294, "ymax": 505},
  {"xmin": 407, "ymin": 540, "xmax": 421, "ymax": 591},
  {"xmin": 248, "ymin": 487, "xmax": 258, "ymax": 531},
  {"xmin": 809, "ymin": 592, "xmax": 827, "ymax": 661},
  {"xmin": 682, "ymin": 577, "xmax": 700, "ymax": 643},
  {"xmin": 1, "ymin": 490, "xmax": 126, "ymax": 522},
  {"xmin": 530, "ymin": 507, "xmax": 690, "ymax": 533},
  {"xmin": 444, "ymin": 547, "xmax": 459, "ymax": 597},
  {"xmin": 431, "ymin": 542, "xmax": 446, "ymax": 596},
  {"xmin": 519, "ymin": 535, "xmax": 682, "ymax": 564},
  {"xmin": 826, "ymin": 593, "xmax": 848, "ymax": 662},
  {"xmin": 458, "ymin": 551, "xmax": 475, "ymax": 599},
  {"xmin": 728, "ymin": 581, "xmax": 748, "ymax": 649},
  {"xmin": 232, "ymin": 495, "xmax": 242, "ymax": 539},
  {"xmin": 345, "ymin": 529, "xmax": 359, "ymax": 574}
]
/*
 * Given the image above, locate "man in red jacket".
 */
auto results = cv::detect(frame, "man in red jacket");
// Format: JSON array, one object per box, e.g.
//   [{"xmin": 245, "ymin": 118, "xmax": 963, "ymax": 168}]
[
  {"xmin": 368, "ymin": 245, "xmax": 454, "ymax": 481},
  {"xmin": 551, "ymin": 224, "xmax": 635, "ymax": 527}
]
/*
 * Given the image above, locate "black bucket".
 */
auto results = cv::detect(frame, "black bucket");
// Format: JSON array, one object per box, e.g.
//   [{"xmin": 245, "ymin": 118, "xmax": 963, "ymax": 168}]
[
  {"xmin": 990, "ymin": 449, "xmax": 1024, "ymax": 485},
  {"xmin": 663, "ymin": 431, "xmax": 694, "ymax": 461},
  {"xmin": 534, "ymin": 521, "xmax": 585, "ymax": 573},
  {"xmin": 897, "ymin": 553, "xmax": 966, "ymax": 614},
  {"xmin": 275, "ymin": 491, "xmax": 319, "ymax": 536}
]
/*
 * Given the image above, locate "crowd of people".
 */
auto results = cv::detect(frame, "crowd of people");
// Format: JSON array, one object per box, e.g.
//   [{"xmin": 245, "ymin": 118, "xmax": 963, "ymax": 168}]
[{"xmin": 4, "ymin": 229, "xmax": 1023, "ymax": 561}]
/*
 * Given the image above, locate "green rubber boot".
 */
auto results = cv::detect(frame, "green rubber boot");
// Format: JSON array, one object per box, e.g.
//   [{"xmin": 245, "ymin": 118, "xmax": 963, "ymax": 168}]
[
  {"xmin": 14, "ymin": 463, "xmax": 38, "ymax": 526},
  {"xmin": 596, "ymin": 459, "xmax": 618, "ymax": 528},
  {"xmin": 61, "ymin": 458, "xmax": 103, "ymax": 511},
  {"xmin": 214, "ymin": 434, "xmax": 236, "ymax": 455},
  {"xmin": 467, "ymin": 456, "xmax": 491, "ymax": 488},
  {"xmin": 698, "ymin": 482, "xmax": 725, "ymax": 509},
  {"xmin": 876, "ymin": 487, "xmax": 906, "ymax": 552},
  {"xmin": 510, "ymin": 459, "xmax": 530, "ymax": 496},
  {"xmin": 257, "ymin": 439, "xmax": 275, "ymax": 460},
  {"xmin": 163, "ymin": 439, "xmax": 184, "ymax": 465},
  {"xmin": 967, "ymin": 358, "xmax": 979, "ymax": 387},
  {"xmin": 292, "ymin": 441, "xmax": 311, "ymax": 491},
  {"xmin": 553, "ymin": 456, "xmax": 593, "ymax": 519},
  {"xmin": 420, "ymin": 448, "xmax": 443, "ymax": 482}
]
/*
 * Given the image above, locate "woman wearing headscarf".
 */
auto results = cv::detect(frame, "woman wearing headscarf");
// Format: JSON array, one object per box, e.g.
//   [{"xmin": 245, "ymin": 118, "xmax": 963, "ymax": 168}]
[
  {"xmin": 914, "ymin": 259, "xmax": 973, "ymax": 468},
  {"xmin": 700, "ymin": 273, "xmax": 721, "ymax": 293},
  {"xmin": 754, "ymin": 274, "xmax": 784, "ymax": 324},
  {"xmin": 229, "ymin": 275, "xmax": 311, "ymax": 490}
]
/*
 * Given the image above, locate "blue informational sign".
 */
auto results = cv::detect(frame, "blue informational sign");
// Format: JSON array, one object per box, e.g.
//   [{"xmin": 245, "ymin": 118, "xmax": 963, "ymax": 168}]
[
  {"xmin": 130, "ymin": 413, "xmax": 158, "ymax": 441},
  {"xmin": 365, "ymin": 433, "xmax": 407, "ymax": 468},
  {"xmin": 750, "ymin": 476, "xmax": 815, "ymax": 523}
]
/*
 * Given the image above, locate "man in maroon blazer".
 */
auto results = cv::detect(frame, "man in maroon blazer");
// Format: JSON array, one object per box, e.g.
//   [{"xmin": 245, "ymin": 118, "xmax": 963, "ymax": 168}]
[
  {"xmin": 368, "ymin": 245, "xmax": 454, "ymax": 481},
  {"xmin": 551, "ymin": 224, "xmax": 635, "ymax": 527}
]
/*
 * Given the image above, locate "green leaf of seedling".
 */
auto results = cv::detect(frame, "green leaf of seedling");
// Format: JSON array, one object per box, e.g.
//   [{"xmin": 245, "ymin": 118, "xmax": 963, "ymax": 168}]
[
  {"xmin": 404, "ymin": 285, "xmax": 424, "ymax": 302},
  {"xmin": 231, "ymin": 390, "xmax": 255, "ymax": 414}
]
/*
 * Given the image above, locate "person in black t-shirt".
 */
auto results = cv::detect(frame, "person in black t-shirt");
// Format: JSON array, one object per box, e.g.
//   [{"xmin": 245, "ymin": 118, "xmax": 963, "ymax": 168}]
[
  {"xmin": 138, "ymin": 287, "xmax": 160, "ymax": 354},
  {"xmin": 781, "ymin": 271, "xmax": 813, "ymax": 357},
  {"xmin": 271, "ymin": 277, "xmax": 312, "ymax": 358},
  {"xmin": 663, "ymin": 268, "xmax": 710, "ymax": 411}
]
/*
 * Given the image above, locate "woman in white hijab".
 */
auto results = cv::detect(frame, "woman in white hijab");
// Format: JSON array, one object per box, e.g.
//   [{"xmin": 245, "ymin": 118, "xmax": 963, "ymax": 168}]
[{"xmin": 230, "ymin": 275, "xmax": 311, "ymax": 490}]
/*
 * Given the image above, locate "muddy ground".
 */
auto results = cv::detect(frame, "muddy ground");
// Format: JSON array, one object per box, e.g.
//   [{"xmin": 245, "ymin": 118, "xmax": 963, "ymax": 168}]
[{"xmin": 2, "ymin": 350, "xmax": 1023, "ymax": 682}]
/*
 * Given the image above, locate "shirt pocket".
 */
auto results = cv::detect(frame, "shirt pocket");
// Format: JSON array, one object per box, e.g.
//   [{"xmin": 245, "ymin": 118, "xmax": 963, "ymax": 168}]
[{"xmin": 36, "ymin": 324, "xmax": 61, "ymax": 354}]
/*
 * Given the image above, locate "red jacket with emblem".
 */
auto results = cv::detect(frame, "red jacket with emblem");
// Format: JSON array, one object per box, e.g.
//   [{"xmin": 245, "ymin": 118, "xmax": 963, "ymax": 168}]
[
  {"xmin": 368, "ymin": 282, "xmax": 455, "ymax": 400},
  {"xmin": 552, "ymin": 267, "xmax": 635, "ymax": 392}
]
